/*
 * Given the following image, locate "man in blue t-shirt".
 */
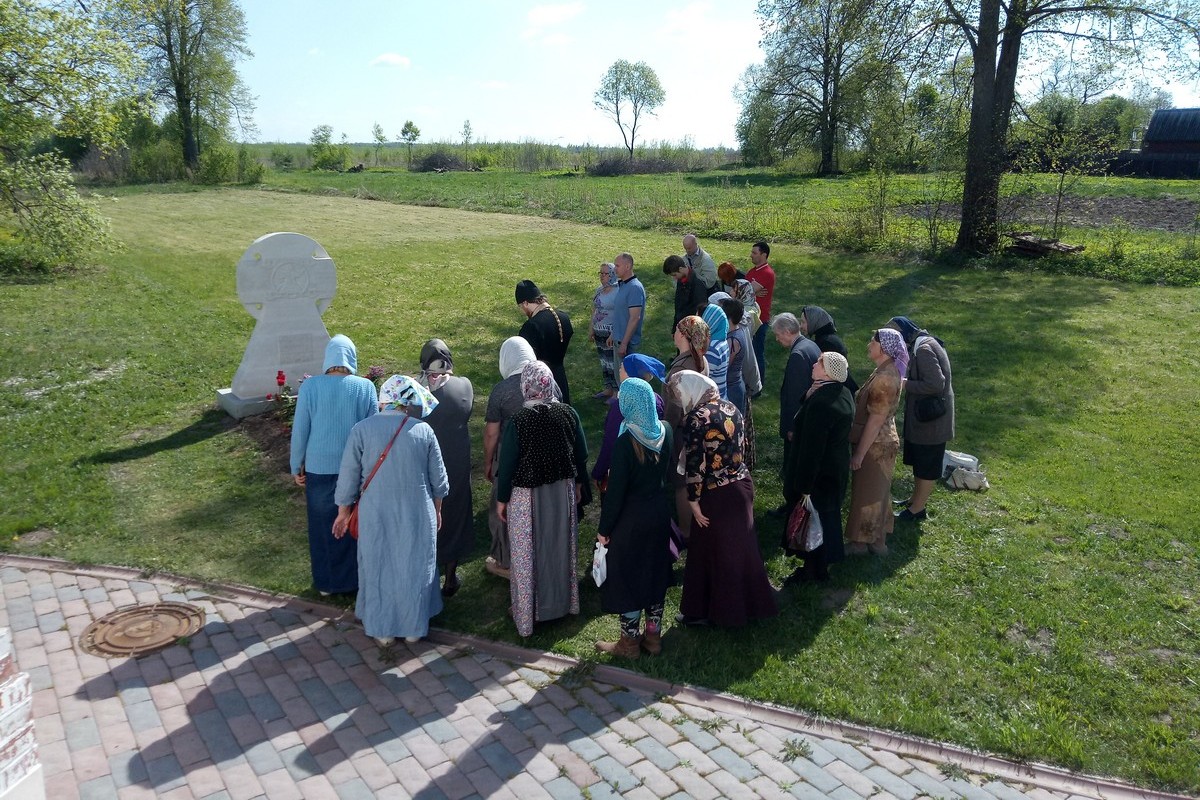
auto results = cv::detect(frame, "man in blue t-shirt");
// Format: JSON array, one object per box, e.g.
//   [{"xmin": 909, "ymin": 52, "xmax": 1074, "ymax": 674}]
[{"xmin": 607, "ymin": 252, "xmax": 646, "ymax": 359}]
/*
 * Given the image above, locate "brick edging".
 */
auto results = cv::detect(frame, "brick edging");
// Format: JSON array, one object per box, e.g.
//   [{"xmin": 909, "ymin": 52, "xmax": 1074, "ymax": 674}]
[{"xmin": 2, "ymin": 554, "xmax": 1192, "ymax": 800}]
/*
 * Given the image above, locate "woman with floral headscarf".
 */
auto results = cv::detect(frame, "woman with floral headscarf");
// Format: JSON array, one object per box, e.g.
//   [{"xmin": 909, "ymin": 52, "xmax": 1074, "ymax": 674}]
[
  {"xmin": 289, "ymin": 334, "xmax": 378, "ymax": 597},
  {"xmin": 495, "ymin": 362, "xmax": 589, "ymax": 637},
  {"xmin": 782, "ymin": 352, "xmax": 854, "ymax": 584},
  {"xmin": 594, "ymin": 377, "xmax": 674, "ymax": 659},
  {"xmin": 333, "ymin": 375, "xmax": 448, "ymax": 647},
  {"xmin": 845, "ymin": 329, "xmax": 905, "ymax": 555},
  {"xmin": 418, "ymin": 339, "xmax": 474, "ymax": 596},
  {"xmin": 670, "ymin": 370, "xmax": 777, "ymax": 628},
  {"xmin": 590, "ymin": 262, "xmax": 620, "ymax": 399}
]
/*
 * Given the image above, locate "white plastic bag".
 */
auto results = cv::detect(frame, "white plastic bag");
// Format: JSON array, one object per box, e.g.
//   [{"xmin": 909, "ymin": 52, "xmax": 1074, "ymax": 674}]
[
  {"xmin": 591, "ymin": 541, "xmax": 608, "ymax": 587},
  {"xmin": 946, "ymin": 467, "xmax": 990, "ymax": 492},
  {"xmin": 942, "ymin": 449, "xmax": 980, "ymax": 479}
]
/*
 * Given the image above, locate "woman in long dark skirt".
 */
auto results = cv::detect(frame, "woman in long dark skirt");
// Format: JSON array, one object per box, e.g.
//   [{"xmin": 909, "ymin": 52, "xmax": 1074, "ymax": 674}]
[
  {"xmin": 670, "ymin": 370, "xmax": 777, "ymax": 628},
  {"xmin": 594, "ymin": 378, "xmax": 674, "ymax": 659}
]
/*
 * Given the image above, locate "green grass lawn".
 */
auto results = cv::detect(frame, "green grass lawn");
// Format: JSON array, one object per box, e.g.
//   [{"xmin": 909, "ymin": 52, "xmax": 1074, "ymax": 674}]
[{"xmin": 2, "ymin": 186, "xmax": 1198, "ymax": 791}]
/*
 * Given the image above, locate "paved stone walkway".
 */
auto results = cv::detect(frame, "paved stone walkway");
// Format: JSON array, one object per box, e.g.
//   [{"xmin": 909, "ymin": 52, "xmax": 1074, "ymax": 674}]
[{"xmin": 0, "ymin": 556, "xmax": 1183, "ymax": 800}]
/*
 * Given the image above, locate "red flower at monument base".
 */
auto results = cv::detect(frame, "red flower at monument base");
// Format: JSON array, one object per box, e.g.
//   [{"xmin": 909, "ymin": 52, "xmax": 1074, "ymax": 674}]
[
  {"xmin": 276, "ymin": 370, "xmax": 286, "ymax": 387},
  {"xmin": 266, "ymin": 393, "xmax": 274, "ymax": 401}
]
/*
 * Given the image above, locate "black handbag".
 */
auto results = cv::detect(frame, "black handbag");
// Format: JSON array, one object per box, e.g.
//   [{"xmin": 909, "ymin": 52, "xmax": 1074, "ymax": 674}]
[{"xmin": 915, "ymin": 395, "xmax": 947, "ymax": 422}]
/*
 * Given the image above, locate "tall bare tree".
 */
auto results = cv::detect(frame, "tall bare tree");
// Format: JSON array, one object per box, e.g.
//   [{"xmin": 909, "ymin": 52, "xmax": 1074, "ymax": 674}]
[{"xmin": 594, "ymin": 60, "xmax": 665, "ymax": 160}]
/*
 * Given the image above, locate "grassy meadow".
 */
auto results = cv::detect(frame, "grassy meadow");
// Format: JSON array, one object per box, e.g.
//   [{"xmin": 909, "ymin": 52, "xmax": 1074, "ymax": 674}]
[{"xmin": 1, "ymin": 185, "xmax": 1198, "ymax": 790}]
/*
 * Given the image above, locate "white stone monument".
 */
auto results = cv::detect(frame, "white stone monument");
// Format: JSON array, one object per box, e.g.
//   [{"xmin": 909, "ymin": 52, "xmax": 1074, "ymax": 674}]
[
  {"xmin": 217, "ymin": 232, "xmax": 336, "ymax": 419},
  {"xmin": 0, "ymin": 628, "xmax": 44, "ymax": 800}
]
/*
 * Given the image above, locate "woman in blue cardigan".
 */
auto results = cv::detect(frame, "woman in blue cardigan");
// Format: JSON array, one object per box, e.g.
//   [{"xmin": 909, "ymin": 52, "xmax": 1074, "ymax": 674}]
[{"xmin": 289, "ymin": 335, "xmax": 378, "ymax": 595}]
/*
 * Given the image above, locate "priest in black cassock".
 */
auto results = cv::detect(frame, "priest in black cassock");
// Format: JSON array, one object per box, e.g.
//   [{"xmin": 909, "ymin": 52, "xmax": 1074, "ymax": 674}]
[{"xmin": 515, "ymin": 279, "xmax": 575, "ymax": 405}]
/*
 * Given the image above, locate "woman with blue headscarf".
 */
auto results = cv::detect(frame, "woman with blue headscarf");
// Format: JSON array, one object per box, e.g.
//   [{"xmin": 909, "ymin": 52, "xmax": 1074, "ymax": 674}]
[
  {"xmin": 333, "ymin": 375, "xmax": 448, "ymax": 646},
  {"xmin": 591, "ymin": 353, "xmax": 666, "ymax": 493},
  {"xmin": 594, "ymin": 378, "xmax": 674, "ymax": 659},
  {"xmin": 701, "ymin": 303, "xmax": 730, "ymax": 400},
  {"xmin": 290, "ymin": 334, "xmax": 378, "ymax": 596}
]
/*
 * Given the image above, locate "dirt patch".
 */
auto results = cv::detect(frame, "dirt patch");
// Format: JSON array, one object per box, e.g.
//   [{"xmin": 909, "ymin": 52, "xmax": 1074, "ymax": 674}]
[
  {"xmin": 1086, "ymin": 522, "xmax": 1130, "ymax": 540},
  {"xmin": 239, "ymin": 413, "xmax": 292, "ymax": 476},
  {"xmin": 899, "ymin": 194, "xmax": 1200, "ymax": 234},
  {"xmin": 1006, "ymin": 625, "xmax": 1055, "ymax": 656},
  {"xmin": 14, "ymin": 528, "xmax": 56, "ymax": 549}
]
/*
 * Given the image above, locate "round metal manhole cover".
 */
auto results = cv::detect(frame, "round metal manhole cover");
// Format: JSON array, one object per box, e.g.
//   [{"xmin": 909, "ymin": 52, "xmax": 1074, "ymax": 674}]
[{"xmin": 80, "ymin": 602, "xmax": 206, "ymax": 658}]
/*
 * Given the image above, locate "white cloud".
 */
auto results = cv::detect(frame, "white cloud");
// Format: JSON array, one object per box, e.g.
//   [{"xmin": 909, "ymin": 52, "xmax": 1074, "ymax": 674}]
[
  {"xmin": 522, "ymin": 2, "xmax": 584, "ymax": 41},
  {"xmin": 369, "ymin": 53, "xmax": 411, "ymax": 68}
]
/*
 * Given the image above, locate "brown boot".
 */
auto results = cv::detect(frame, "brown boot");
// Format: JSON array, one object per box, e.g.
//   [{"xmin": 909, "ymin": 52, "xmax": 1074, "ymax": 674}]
[
  {"xmin": 641, "ymin": 628, "xmax": 662, "ymax": 656},
  {"xmin": 595, "ymin": 633, "xmax": 641, "ymax": 659}
]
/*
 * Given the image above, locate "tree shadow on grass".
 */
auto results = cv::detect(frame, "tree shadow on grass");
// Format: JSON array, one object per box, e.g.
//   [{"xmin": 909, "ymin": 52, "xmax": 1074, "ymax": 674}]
[
  {"xmin": 79, "ymin": 408, "xmax": 235, "ymax": 465},
  {"xmin": 683, "ymin": 171, "xmax": 826, "ymax": 189}
]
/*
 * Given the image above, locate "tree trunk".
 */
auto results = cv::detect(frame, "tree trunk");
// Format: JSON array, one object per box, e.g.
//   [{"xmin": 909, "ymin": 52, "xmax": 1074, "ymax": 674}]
[
  {"xmin": 175, "ymin": 90, "xmax": 200, "ymax": 171},
  {"xmin": 955, "ymin": 0, "xmax": 1025, "ymax": 253}
]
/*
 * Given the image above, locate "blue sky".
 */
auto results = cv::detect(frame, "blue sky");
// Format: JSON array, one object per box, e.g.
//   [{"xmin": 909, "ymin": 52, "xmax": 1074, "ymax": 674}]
[{"xmin": 237, "ymin": 0, "xmax": 1200, "ymax": 148}]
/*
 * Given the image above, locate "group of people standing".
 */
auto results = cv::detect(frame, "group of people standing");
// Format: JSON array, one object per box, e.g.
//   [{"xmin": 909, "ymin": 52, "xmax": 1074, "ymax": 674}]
[{"xmin": 286, "ymin": 234, "xmax": 955, "ymax": 657}]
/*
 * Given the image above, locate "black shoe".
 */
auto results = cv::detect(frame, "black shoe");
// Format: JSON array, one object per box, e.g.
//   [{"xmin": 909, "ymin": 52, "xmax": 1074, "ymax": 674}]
[
  {"xmin": 766, "ymin": 503, "xmax": 789, "ymax": 519},
  {"xmin": 674, "ymin": 613, "xmax": 710, "ymax": 626},
  {"xmin": 895, "ymin": 508, "xmax": 927, "ymax": 522},
  {"xmin": 892, "ymin": 497, "xmax": 912, "ymax": 507}
]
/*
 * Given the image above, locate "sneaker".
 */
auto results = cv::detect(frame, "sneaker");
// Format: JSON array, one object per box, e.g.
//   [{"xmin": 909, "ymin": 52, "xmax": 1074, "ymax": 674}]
[
  {"xmin": 404, "ymin": 636, "xmax": 420, "ymax": 643},
  {"xmin": 895, "ymin": 508, "xmax": 927, "ymax": 522},
  {"xmin": 892, "ymin": 497, "xmax": 912, "ymax": 507},
  {"xmin": 374, "ymin": 637, "xmax": 395, "ymax": 647},
  {"xmin": 318, "ymin": 591, "xmax": 331, "ymax": 597}
]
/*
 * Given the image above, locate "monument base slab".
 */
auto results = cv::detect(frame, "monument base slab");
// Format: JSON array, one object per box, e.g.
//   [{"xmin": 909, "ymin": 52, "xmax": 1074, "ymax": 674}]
[{"xmin": 217, "ymin": 388, "xmax": 275, "ymax": 420}]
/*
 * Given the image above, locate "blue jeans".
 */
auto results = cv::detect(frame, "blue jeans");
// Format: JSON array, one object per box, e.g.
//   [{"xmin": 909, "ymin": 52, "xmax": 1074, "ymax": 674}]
[{"xmin": 752, "ymin": 323, "xmax": 768, "ymax": 387}]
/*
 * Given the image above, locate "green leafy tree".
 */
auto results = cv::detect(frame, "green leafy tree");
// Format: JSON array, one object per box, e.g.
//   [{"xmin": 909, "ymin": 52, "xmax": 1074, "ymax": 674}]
[
  {"xmin": 461, "ymin": 119, "xmax": 472, "ymax": 159},
  {"xmin": 593, "ymin": 60, "xmax": 666, "ymax": 160},
  {"xmin": 752, "ymin": 0, "xmax": 921, "ymax": 174},
  {"xmin": 308, "ymin": 124, "xmax": 350, "ymax": 171},
  {"xmin": 398, "ymin": 120, "xmax": 420, "ymax": 165},
  {"xmin": 371, "ymin": 122, "xmax": 386, "ymax": 166},
  {"xmin": 110, "ymin": 0, "xmax": 255, "ymax": 172},
  {"xmin": 1, "ymin": 0, "xmax": 139, "ymax": 264},
  {"xmin": 937, "ymin": 0, "xmax": 1200, "ymax": 253}
]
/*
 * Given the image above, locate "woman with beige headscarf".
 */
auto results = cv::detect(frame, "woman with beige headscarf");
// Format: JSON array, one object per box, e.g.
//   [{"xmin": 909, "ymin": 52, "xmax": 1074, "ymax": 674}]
[{"xmin": 665, "ymin": 316, "xmax": 709, "ymax": 540}]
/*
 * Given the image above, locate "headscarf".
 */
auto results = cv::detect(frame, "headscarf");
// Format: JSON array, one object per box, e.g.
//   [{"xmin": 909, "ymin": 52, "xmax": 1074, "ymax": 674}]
[
  {"xmin": 618, "ymin": 378, "xmax": 666, "ymax": 453},
  {"xmin": 419, "ymin": 338, "xmax": 453, "ymax": 391},
  {"xmin": 600, "ymin": 262, "xmax": 619, "ymax": 287},
  {"xmin": 820, "ymin": 351, "xmax": 849, "ymax": 383},
  {"xmin": 802, "ymin": 306, "xmax": 836, "ymax": 335},
  {"xmin": 875, "ymin": 328, "xmax": 909, "ymax": 377},
  {"xmin": 669, "ymin": 370, "xmax": 720, "ymax": 418},
  {"xmin": 622, "ymin": 353, "xmax": 666, "ymax": 382},
  {"xmin": 888, "ymin": 315, "xmax": 922, "ymax": 345},
  {"xmin": 379, "ymin": 374, "xmax": 438, "ymax": 417},
  {"xmin": 498, "ymin": 336, "xmax": 536, "ymax": 379},
  {"xmin": 520, "ymin": 360, "xmax": 561, "ymax": 406},
  {"xmin": 676, "ymin": 315, "xmax": 710, "ymax": 354},
  {"xmin": 322, "ymin": 334, "xmax": 357, "ymax": 373},
  {"xmin": 707, "ymin": 290, "xmax": 733, "ymax": 304},
  {"xmin": 702, "ymin": 302, "xmax": 729, "ymax": 342}
]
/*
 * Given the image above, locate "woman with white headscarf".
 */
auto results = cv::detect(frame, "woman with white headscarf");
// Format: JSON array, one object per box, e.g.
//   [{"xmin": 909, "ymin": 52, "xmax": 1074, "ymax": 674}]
[
  {"xmin": 289, "ymin": 334, "xmax": 378, "ymax": 597},
  {"xmin": 845, "ymin": 329, "xmax": 906, "ymax": 555},
  {"xmin": 782, "ymin": 352, "xmax": 854, "ymax": 584},
  {"xmin": 418, "ymin": 339, "xmax": 473, "ymax": 596},
  {"xmin": 495, "ymin": 361, "xmax": 589, "ymax": 637},
  {"xmin": 334, "ymin": 375, "xmax": 447, "ymax": 646},
  {"xmin": 669, "ymin": 370, "xmax": 777, "ymax": 628},
  {"xmin": 594, "ymin": 377, "xmax": 674, "ymax": 659},
  {"xmin": 483, "ymin": 336, "xmax": 537, "ymax": 578}
]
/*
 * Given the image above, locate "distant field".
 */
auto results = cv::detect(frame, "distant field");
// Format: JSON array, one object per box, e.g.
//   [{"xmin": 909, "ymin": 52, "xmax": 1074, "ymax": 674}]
[
  {"xmin": 248, "ymin": 164, "xmax": 1200, "ymax": 285},
  {"xmin": 2, "ymin": 187, "xmax": 1198, "ymax": 790}
]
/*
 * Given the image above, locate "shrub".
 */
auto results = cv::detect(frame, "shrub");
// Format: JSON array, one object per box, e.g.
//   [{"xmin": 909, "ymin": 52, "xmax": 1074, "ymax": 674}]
[
  {"xmin": 195, "ymin": 146, "xmax": 237, "ymax": 184},
  {"xmin": 237, "ymin": 145, "xmax": 266, "ymax": 184},
  {"xmin": 413, "ymin": 150, "xmax": 466, "ymax": 172},
  {"xmin": 0, "ymin": 241, "xmax": 54, "ymax": 276},
  {"xmin": 269, "ymin": 147, "xmax": 294, "ymax": 170},
  {"xmin": 586, "ymin": 157, "xmax": 679, "ymax": 176}
]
